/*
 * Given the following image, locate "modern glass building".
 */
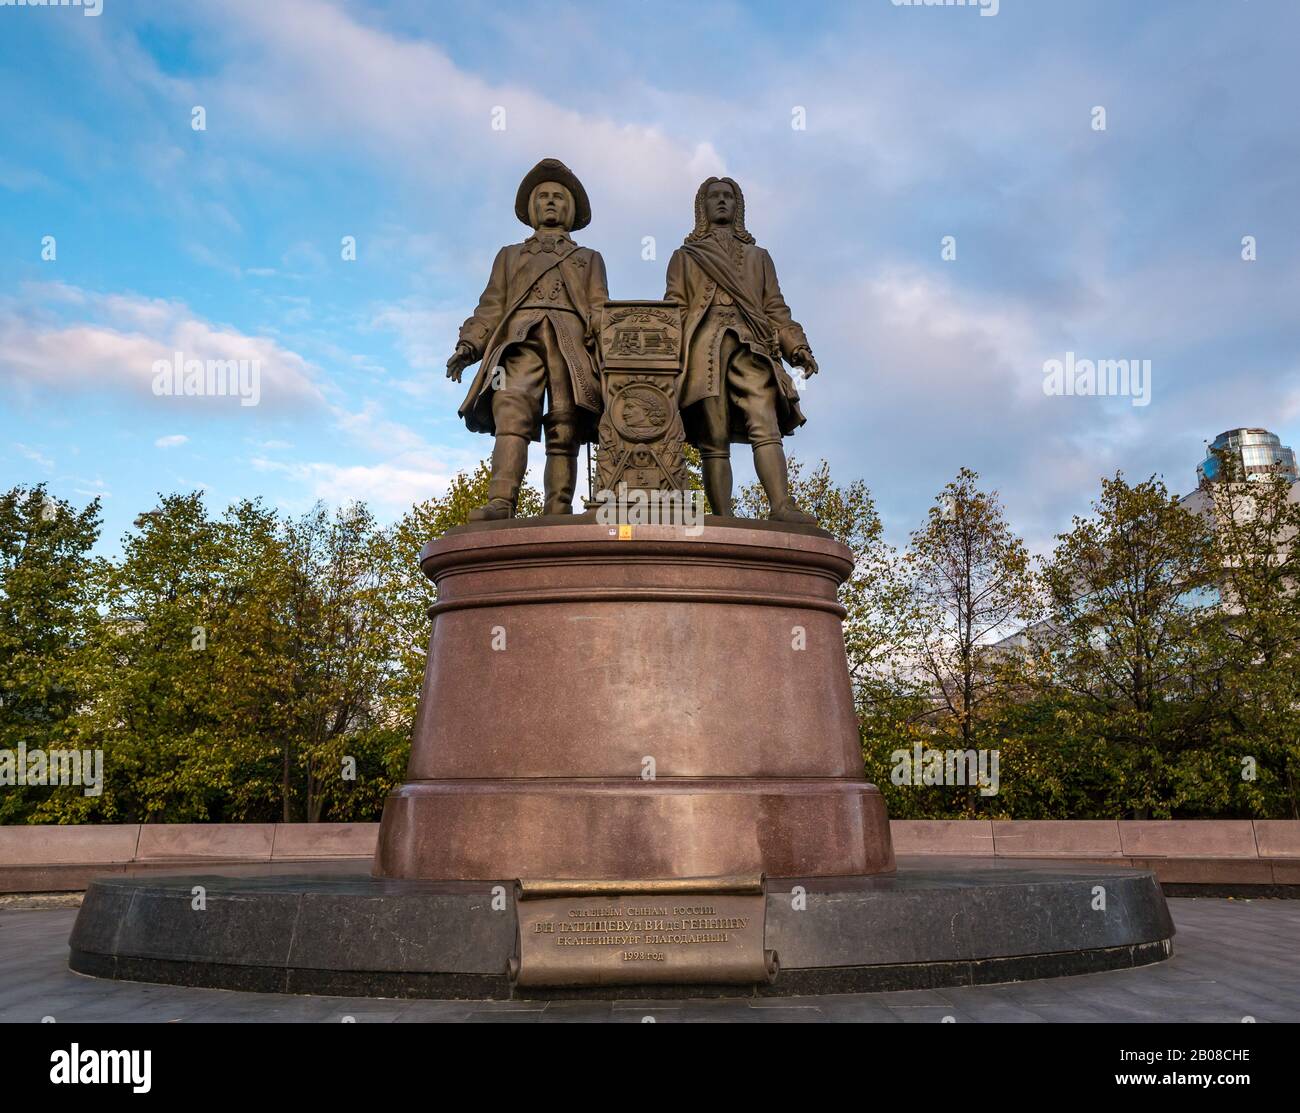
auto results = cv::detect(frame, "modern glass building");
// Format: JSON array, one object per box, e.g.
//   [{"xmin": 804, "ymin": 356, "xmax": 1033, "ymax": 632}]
[{"xmin": 1198, "ymin": 428, "xmax": 1299, "ymax": 485}]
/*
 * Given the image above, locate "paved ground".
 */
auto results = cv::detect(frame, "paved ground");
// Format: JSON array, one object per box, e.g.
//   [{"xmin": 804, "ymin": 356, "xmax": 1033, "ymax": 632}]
[{"xmin": 1, "ymin": 897, "xmax": 1296, "ymax": 1022}]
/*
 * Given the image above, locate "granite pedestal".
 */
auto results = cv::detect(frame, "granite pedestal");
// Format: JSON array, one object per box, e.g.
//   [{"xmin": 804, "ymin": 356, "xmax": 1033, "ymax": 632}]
[
  {"xmin": 374, "ymin": 516, "xmax": 894, "ymax": 880},
  {"xmin": 69, "ymin": 858, "xmax": 1174, "ymax": 999}
]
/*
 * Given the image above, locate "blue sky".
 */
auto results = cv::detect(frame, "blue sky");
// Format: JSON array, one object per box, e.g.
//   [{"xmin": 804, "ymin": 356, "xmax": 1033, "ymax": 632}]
[{"xmin": 2, "ymin": 0, "xmax": 1298, "ymax": 555}]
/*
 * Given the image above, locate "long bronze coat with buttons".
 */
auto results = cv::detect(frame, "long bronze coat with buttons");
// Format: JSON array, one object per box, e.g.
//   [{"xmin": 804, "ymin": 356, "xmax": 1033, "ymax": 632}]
[
  {"xmin": 664, "ymin": 237, "xmax": 808, "ymax": 442},
  {"xmin": 456, "ymin": 234, "xmax": 609, "ymax": 438}
]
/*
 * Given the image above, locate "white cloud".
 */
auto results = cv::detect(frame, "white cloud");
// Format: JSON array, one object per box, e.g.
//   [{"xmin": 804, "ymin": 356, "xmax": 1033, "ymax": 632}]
[
  {"xmin": 329, "ymin": 400, "xmax": 429, "ymax": 456},
  {"xmin": 14, "ymin": 443, "xmax": 54, "ymax": 470},
  {"xmin": 369, "ymin": 300, "xmax": 466, "ymax": 386},
  {"xmin": 155, "ymin": 434, "xmax": 188, "ymax": 448},
  {"xmin": 189, "ymin": 0, "xmax": 725, "ymax": 248},
  {"xmin": 0, "ymin": 283, "xmax": 325, "ymax": 414},
  {"xmin": 0, "ymin": 162, "xmax": 54, "ymax": 192},
  {"xmin": 242, "ymin": 394, "xmax": 483, "ymax": 515},
  {"xmin": 250, "ymin": 455, "xmax": 463, "ymax": 514}
]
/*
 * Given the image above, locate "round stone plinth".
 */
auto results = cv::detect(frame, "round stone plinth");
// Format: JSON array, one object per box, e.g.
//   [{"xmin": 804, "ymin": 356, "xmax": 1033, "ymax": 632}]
[
  {"xmin": 379, "ymin": 779, "xmax": 892, "ymax": 880},
  {"xmin": 69, "ymin": 858, "xmax": 1175, "ymax": 999},
  {"xmin": 374, "ymin": 516, "xmax": 895, "ymax": 881}
]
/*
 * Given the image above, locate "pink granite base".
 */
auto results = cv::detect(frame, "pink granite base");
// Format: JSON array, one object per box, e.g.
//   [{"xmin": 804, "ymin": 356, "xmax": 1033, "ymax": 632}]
[
  {"xmin": 374, "ymin": 519, "xmax": 895, "ymax": 881},
  {"xmin": 376, "ymin": 778, "xmax": 893, "ymax": 880}
]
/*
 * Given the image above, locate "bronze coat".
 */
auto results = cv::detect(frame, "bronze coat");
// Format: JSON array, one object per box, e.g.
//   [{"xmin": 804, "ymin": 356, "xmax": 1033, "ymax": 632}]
[
  {"xmin": 664, "ymin": 240, "xmax": 808, "ymax": 440},
  {"xmin": 457, "ymin": 239, "xmax": 609, "ymax": 436}
]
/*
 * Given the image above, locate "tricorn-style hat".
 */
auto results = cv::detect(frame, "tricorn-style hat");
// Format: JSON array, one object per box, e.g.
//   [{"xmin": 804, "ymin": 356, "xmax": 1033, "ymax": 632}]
[{"xmin": 515, "ymin": 157, "xmax": 591, "ymax": 230}]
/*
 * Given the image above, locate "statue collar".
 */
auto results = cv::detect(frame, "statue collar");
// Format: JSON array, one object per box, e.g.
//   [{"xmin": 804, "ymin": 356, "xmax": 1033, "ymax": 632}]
[{"xmin": 523, "ymin": 231, "xmax": 575, "ymax": 255}]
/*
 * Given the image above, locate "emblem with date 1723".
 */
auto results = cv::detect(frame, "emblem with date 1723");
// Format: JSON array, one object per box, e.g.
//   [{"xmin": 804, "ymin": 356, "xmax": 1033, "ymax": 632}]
[{"xmin": 595, "ymin": 300, "xmax": 687, "ymax": 495}]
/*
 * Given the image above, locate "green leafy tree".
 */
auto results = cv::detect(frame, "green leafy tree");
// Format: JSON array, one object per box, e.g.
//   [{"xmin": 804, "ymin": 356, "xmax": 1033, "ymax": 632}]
[
  {"xmin": 202, "ymin": 499, "xmax": 300, "ymax": 821},
  {"xmin": 681, "ymin": 445, "xmax": 707, "ymax": 504},
  {"xmin": 906, "ymin": 468, "xmax": 1039, "ymax": 751},
  {"xmin": 10, "ymin": 450, "xmax": 1298, "ymax": 826},
  {"xmin": 1037, "ymin": 473, "xmax": 1221, "ymax": 818},
  {"xmin": 0, "ymin": 486, "xmax": 103, "ymax": 823},
  {"xmin": 271, "ymin": 501, "xmax": 394, "ymax": 821},
  {"xmin": 85, "ymin": 493, "xmax": 234, "ymax": 821},
  {"xmin": 1201, "ymin": 453, "xmax": 1300, "ymax": 817}
]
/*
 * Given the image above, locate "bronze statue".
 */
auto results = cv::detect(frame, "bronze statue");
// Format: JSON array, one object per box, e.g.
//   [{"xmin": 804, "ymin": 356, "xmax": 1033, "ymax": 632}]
[
  {"xmin": 447, "ymin": 159, "xmax": 609, "ymax": 519},
  {"xmin": 664, "ymin": 177, "xmax": 818, "ymax": 523}
]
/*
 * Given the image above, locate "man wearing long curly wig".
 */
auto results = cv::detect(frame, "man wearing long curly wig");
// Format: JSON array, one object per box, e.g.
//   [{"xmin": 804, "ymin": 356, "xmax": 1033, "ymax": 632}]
[{"xmin": 664, "ymin": 176, "xmax": 818, "ymax": 524}]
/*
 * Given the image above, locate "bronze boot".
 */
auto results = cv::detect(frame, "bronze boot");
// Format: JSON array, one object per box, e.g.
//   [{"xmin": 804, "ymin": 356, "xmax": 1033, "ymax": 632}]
[
  {"xmin": 543, "ymin": 452, "xmax": 578, "ymax": 515},
  {"xmin": 470, "ymin": 434, "xmax": 527, "ymax": 521},
  {"xmin": 754, "ymin": 443, "xmax": 817, "ymax": 525},
  {"xmin": 702, "ymin": 455, "xmax": 734, "ymax": 517}
]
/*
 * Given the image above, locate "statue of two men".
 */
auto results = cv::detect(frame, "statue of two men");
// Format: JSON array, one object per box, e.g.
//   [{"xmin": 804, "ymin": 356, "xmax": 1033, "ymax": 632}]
[{"xmin": 447, "ymin": 159, "xmax": 818, "ymax": 525}]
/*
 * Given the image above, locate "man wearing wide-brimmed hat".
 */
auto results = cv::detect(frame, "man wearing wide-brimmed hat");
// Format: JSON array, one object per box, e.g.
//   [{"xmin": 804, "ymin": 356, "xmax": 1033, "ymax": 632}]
[{"xmin": 447, "ymin": 158, "xmax": 608, "ymax": 519}]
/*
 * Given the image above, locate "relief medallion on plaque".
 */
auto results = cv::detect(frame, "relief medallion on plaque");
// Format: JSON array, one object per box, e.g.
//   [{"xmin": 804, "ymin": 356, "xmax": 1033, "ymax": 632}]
[{"xmin": 594, "ymin": 300, "xmax": 688, "ymax": 496}]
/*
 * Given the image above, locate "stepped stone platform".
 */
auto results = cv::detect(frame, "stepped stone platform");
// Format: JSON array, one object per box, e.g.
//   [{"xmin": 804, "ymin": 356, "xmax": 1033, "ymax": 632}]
[{"xmin": 68, "ymin": 857, "xmax": 1174, "ymax": 1000}]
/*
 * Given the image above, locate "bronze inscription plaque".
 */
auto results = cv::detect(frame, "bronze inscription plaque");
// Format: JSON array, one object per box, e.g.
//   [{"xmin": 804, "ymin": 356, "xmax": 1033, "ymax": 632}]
[
  {"xmin": 599, "ymin": 300, "xmax": 682, "ymax": 372},
  {"xmin": 512, "ymin": 878, "xmax": 776, "ymax": 987},
  {"xmin": 594, "ymin": 300, "xmax": 689, "ymax": 496}
]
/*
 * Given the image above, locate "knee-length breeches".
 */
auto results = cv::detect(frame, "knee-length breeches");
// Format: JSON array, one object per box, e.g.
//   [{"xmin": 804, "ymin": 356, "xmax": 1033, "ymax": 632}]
[
  {"xmin": 687, "ymin": 329, "xmax": 783, "ymax": 457},
  {"xmin": 490, "ymin": 316, "xmax": 588, "ymax": 454}
]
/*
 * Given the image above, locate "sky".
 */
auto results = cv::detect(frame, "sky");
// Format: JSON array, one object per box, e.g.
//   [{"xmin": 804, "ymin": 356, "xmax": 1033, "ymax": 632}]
[{"xmin": 1, "ymin": 0, "xmax": 1298, "ymax": 557}]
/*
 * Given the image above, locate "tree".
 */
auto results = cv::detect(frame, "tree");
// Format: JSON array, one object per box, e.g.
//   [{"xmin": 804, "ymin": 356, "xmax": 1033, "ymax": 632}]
[
  {"xmin": 1037, "ymin": 473, "xmax": 1221, "ymax": 818},
  {"xmin": 1201, "ymin": 454, "xmax": 1300, "ymax": 817},
  {"xmin": 202, "ymin": 499, "xmax": 300, "ymax": 821},
  {"xmin": 681, "ymin": 445, "xmax": 708, "ymax": 505},
  {"xmin": 87, "ymin": 492, "xmax": 233, "ymax": 822},
  {"xmin": 268, "ymin": 501, "xmax": 393, "ymax": 821},
  {"xmin": 0, "ymin": 486, "xmax": 103, "ymax": 823},
  {"xmin": 906, "ymin": 468, "xmax": 1038, "ymax": 750}
]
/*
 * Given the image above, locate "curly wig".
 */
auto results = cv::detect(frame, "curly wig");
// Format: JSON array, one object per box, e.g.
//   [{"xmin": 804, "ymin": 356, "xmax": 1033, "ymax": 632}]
[{"xmin": 684, "ymin": 177, "xmax": 755, "ymax": 245}]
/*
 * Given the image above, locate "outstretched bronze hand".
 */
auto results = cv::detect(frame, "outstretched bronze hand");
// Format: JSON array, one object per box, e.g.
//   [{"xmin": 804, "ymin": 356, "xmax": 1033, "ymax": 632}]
[
  {"xmin": 446, "ymin": 341, "xmax": 475, "ymax": 383},
  {"xmin": 791, "ymin": 346, "xmax": 819, "ymax": 377}
]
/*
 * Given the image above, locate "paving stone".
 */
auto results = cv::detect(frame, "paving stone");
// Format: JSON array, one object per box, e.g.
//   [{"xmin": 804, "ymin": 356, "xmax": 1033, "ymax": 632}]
[
  {"xmin": 610, "ymin": 999, "xmax": 688, "ymax": 1011},
  {"xmin": 391, "ymin": 1001, "xmax": 480, "ymax": 1023},
  {"xmin": 814, "ymin": 1002, "xmax": 902, "ymax": 1023},
  {"xmin": 464, "ymin": 1009, "xmax": 545, "ymax": 1023},
  {"xmin": 886, "ymin": 1005, "xmax": 975, "ymax": 1023},
  {"xmin": 609, "ymin": 1008, "xmax": 684, "ymax": 1023},
  {"xmin": 735, "ymin": 1007, "xmax": 826, "ymax": 1022},
  {"xmin": 679, "ymin": 1004, "xmax": 767, "ymax": 1023},
  {"xmin": 539, "ymin": 1003, "xmax": 614, "ymax": 1023},
  {"xmin": 2, "ymin": 899, "xmax": 1299, "ymax": 1022}
]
